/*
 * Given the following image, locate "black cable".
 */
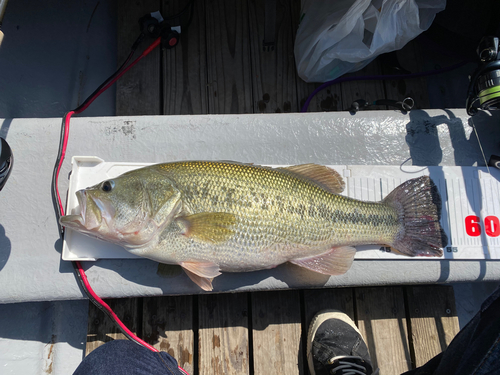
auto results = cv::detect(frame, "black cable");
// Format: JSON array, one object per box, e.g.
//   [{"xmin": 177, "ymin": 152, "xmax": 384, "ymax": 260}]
[
  {"xmin": 72, "ymin": 262, "xmax": 147, "ymax": 348},
  {"xmin": 51, "ymin": 31, "xmax": 153, "ymax": 348},
  {"xmin": 52, "ymin": 6, "xmax": 195, "ymax": 354},
  {"xmin": 74, "ymin": 33, "xmax": 145, "ymax": 114},
  {"xmin": 52, "ymin": 33, "xmax": 145, "ymax": 234},
  {"xmin": 185, "ymin": 0, "xmax": 195, "ymax": 30},
  {"xmin": 51, "ymin": 112, "xmax": 69, "ymax": 232},
  {"xmin": 163, "ymin": 0, "xmax": 195, "ymax": 22}
]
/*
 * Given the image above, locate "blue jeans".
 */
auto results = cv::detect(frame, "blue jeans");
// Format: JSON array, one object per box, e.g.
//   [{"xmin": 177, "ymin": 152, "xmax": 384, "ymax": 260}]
[
  {"xmin": 74, "ymin": 286, "xmax": 500, "ymax": 375},
  {"xmin": 403, "ymin": 285, "xmax": 500, "ymax": 375},
  {"xmin": 73, "ymin": 340, "xmax": 186, "ymax": 375}
]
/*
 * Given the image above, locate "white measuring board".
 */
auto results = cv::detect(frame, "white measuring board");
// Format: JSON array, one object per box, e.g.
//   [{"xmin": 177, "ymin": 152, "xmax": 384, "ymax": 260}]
[
  {"xmin": 346, "ymin": 165, "xmax": 499, "ymax": 260},
  {"xmin": 61, "ymin": 156, "xmax": 500, "ymax": 262}
]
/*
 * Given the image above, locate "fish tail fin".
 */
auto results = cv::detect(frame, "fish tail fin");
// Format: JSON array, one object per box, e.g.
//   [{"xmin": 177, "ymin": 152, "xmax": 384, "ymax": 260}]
[{"xmin": 383, "ymin": 176, "xmax": 447, "ymax": 257}]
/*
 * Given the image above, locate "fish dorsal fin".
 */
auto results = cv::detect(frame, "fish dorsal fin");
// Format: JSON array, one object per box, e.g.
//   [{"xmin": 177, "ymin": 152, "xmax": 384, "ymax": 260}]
[
  {"xmin": 180, "ymin": 261, "xmax": 221, "ymax": 291},
  {"xmin": 176, "ymin": 212, "xmax": 236, "ymax": 243},
  {"xmin": 279, "ymin": 164, "xmax": 345, "ymax": 194},
  {"xmin": 290, "ymin": 246, "xmax": 356, "ymax": 275}
]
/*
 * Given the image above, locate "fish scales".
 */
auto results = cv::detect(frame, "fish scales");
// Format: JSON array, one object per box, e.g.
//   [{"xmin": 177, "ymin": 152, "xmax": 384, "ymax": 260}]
[
  {"xmin": 147, "ymin": 162, "xmax": 400, "ymax": 258},
  {"xmin": 60, "ymin": 160, "xmax": 446, "ymax": 291}
]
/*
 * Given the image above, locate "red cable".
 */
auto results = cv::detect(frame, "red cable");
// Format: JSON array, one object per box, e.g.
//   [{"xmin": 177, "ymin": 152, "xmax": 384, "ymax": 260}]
[
  {"xmin": 57, "ymin": 38, "xmax": 162, "ymax": 212},
  {"xmin": 75, "ymin": 261, "xmax": 159, "ymax": 352},
  {"xmin": 74, "ymin": 37, "xmax": 161, "ymax": 115},
  {"xmin": 56, "ymin": 110, "xmax": 74, "ymax": 216},
  {"xmin": 56, "ymin": 39, "xmax": 162, "ymax": 351},
  {"xmin": 55, "ymin": 37, "xmax": 196, "ymax": 372}
]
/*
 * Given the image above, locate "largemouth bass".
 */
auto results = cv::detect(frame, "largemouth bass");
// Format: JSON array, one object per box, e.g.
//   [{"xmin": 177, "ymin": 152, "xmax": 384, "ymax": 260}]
[{"xmin": 60, "ymin": 161, "xmax": 447, "ymax": 290}]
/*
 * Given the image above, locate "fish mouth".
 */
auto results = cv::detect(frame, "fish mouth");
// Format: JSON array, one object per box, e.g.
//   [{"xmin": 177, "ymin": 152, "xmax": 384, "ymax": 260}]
[
  {"xmin": 59, "ymin": 189, "xmax": 155, "ymax": 248},
  {"xmin": 59, "ymin": 190, "xmax": 102, "ymax": 232}
]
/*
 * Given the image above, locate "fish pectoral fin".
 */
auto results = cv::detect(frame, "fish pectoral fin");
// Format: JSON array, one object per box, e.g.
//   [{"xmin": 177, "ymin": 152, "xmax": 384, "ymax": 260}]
[
  {"xmin": 176, "ymin": 212, "xmax": 236, "ymax": 244},
  {"xmin": 180, "ymin": 261, "xmax": 222, "ymax": 291},
  {"xmin": 290, "ymin": 246, "xmax": 356, "ymax": 275},
  {"xmin": 278, "ymin": 164, "xmax": 345, "ymax": 194}
]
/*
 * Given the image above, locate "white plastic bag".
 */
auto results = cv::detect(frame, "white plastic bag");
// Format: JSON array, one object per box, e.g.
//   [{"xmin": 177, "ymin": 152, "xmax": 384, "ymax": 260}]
[{"xmin": 294, "ymin": 0, "xmax": 446, "ymax": 83}]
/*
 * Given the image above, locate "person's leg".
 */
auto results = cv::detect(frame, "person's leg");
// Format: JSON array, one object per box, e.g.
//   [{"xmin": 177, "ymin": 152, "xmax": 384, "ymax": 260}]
[
  {"xmin": 73, "ymin": 340, "xmax": 187, "ymax": 375},
  {"xmin": 403, "ymin": 285, "xmax": 500, "ymax": 375},
  {"xmin": 307, "ymin": 309, "xmax": 375, "ymax": 375},
  {"xmin": 307, "ymin": 285, "xmax": 500, "ymax": 375}
]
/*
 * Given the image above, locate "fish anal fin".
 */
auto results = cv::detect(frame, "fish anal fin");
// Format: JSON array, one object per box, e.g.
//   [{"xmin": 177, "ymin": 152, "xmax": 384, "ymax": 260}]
[
  {"xmin": 180, "ymin": 261, "xmax": 221, "ymax": 291},
  {"xmin": 176, "ymin": 212, "xmax": 236, "ymax": 244},
  {"xmin": 290, "ymin": 246, "xmax": 356, "ymax": 275},
  {"xmin": 280, "ymin": 164, "xmax": 345, "ymax": 194},
  {"xmin": 183, "ymin": 270, "xmax": 214, "ymax": 291}
]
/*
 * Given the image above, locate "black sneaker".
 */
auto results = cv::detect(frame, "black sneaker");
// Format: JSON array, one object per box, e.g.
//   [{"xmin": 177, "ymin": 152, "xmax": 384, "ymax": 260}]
[{"xmin": 307, "ymin": 310, "xmax": 375, "ymax": 375}]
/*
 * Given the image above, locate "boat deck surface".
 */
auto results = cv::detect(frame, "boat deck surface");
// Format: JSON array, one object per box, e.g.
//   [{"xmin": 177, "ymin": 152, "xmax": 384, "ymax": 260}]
[{"xmin": 87, "ymin": 1, "xmax": 469, "ymax": 373}]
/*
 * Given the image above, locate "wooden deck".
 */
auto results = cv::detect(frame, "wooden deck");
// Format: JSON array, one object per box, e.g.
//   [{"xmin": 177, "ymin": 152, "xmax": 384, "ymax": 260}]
[
  {"xmin": 87, "ymin": 287, "xmax": 459, "ymax": 374},
  {"xmin": 86, "ymin": 1, "xmax": 461, "ymax": 374}
]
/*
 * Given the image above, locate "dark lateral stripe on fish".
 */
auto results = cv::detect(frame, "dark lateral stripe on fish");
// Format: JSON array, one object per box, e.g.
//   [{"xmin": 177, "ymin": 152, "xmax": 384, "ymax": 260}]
[{"xmin": 331, "ymin": 210, "xmax": 399, "ymax": 226}]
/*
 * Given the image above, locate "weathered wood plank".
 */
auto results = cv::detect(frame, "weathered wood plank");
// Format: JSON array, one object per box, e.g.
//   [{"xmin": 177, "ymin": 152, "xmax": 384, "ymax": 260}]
[
  {"xmin": 162, "ymin": 0, "xmax": 208, "ymax": 115},
  {"xmin": 405, "ymin": 285, "xmax": 460, "ymax": 368},
  {"xmin": 117, "ymin": 0, "xmax": 161, "ymax": 115},
  {"xmin": 252, "ymin": 290, "xmax": 303, "ymax": 375},
  {"xmin": 341, "ymin": 58, "xmax": 388, "ymax": 111},
  {"xmin": 303, "ymin": 288, "xmax": 355, "ymax": 327},
  {"xmin": 248, "ymin": 0, "xmax": 298, "ymax": 113},
  {"xmin": 205, "ymin": 0, "xmax": 253, "ymax": 114},
  {"xmin": 298, "ymin": 85, "xmax": 344, "ymax": 112},
  {"xmin": 355, "ymin": 287, "xmax": 411, "ymax": 375},
  {"xmin": 198, "ymin": 293, "xmax": 250, "ymax": 375},
  {"xmin": 290, "ymin": 0, "xmax": 344, "ymax": 112},
  {"xmin": 86, "ymin": 298, "xmax": 139, "ymax": 356},
  {"xmin": 143, "ymin": 295, "xmax": 194, "ymax": 374},
  {"xmin": 382, "ymin": 40, "xmax": 431, "ymax": 109}
]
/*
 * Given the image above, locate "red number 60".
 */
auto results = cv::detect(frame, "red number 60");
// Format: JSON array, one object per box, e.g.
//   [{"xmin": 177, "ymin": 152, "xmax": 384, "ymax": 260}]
[{"xmin": 465, "ymin": 215, "xmax": 500, "ymax": 237}]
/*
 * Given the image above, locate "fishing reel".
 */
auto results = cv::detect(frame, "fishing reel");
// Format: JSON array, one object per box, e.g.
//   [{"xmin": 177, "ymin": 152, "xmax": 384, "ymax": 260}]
[
  {"xmin": 0, "ymin": 137, "xmax": 13, "ymax": 191},
  {"xmin": 466, "ymin": 36, "xmax": 500, "ymax": 116}
]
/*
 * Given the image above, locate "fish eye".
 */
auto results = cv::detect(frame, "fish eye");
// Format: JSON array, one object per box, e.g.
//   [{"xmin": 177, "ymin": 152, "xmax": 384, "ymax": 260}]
[{"xmin": 101, "ymin": 180, "xmax": 115, "ymax": 192}]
